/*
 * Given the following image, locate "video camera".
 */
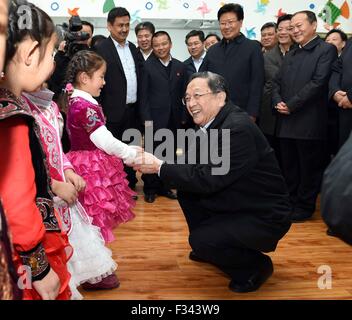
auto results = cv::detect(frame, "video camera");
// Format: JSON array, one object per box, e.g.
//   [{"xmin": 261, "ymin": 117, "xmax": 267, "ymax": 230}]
[{"xmin": 56, "ymin": 15, "xmax": 90, "ymax": 58}]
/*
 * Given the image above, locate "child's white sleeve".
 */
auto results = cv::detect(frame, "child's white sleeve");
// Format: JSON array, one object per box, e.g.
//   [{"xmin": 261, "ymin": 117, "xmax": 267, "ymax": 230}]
[{"xmin": 89, "ymin": 125, "xmax": 137, "ymax": 161}]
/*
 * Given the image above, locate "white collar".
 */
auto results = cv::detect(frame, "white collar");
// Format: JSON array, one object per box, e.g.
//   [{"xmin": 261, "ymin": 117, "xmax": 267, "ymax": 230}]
[
  {"xmin": 23, "ymin": 88, "xmax": 55, "ymax": 110},
  {"xmin": 159, "ymin": 55, "xmax": 172, "ymax": 67},
  {"xmin": 192, "ymin": 51, "xmax": 206, "ymax": 63},
  {"xmin": 200, "ymin": 118, "xmax": 215, "ymax": 133},
  {"xmin": 71, "ymin": 89, "xmax": 99, "ymax": 105},
  {"xmin": 111, "ymin": 36, "xmax": 129, "ymax": 48},
  {"xmin": 141, "ymin": 49, "xmax": 153, "ymax": 60}
]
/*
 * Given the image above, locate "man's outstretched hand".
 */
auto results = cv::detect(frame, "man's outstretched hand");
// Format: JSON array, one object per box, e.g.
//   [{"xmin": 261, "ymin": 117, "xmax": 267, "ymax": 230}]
[{"xmin": 128, "ymin": 151, "xmax": 163, "ymax": 174}]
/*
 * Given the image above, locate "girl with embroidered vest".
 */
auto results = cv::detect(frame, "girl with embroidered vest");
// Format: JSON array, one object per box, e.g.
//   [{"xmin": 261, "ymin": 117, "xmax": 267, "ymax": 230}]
[
  {"xmin": 0, "ymin": 0, "xmax": 71, "ymax": 300},
  {"xmin": 64, "ymin": 50, "xmax": 140, "ymax": 243}
]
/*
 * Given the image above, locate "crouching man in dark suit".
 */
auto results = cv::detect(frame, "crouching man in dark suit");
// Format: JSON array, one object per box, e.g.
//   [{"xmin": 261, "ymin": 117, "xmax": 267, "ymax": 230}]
[{"xmin": 131, "ymin": 71, "xmax": 291, "ymax": 293}]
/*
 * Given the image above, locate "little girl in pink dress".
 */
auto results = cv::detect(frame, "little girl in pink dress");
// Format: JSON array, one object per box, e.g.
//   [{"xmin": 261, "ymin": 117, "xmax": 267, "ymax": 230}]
[{"xmin": 64, "ymin": 50, "xmax": 139, "ymax": 243}]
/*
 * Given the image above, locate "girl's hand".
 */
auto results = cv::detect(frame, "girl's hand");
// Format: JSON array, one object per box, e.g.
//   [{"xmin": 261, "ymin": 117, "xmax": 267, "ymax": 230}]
[
  {"xmin": 64, "ymin": 169, "xmax": 86, "ymax": 192},
  {"xmin": 33, "ymin": 268, "xmax": 61, "ymax": 300},
  {"xmin": 51, "ymin": 179, "xmax": 78, "ymax": 205}
]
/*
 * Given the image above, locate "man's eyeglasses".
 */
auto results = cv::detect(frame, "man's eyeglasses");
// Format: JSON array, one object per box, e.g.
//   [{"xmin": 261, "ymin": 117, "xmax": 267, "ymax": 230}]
[
  {"xmin": 219, "ymin": 19, "xmax": 238, "ymax": 28},
  {"xmin": 182, "ymin": 92, "xmax": 217, "ymax": 105}
]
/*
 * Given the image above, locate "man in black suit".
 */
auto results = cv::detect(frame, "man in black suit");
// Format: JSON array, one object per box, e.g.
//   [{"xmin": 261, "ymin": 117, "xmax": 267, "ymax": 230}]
[
  {"xmin": 140, "ymin": 31, "xmax": 188, "ymax": 203},
  {"xmin": 132, "ymin": 72, "xmax": 291, "ymax": 293},
  {"xmin": 202, "ymin": 3, "xmax": 264, "ymax": 122},
  {"xmin": 96, "ymin": 7, "xmax": 144, "ymax": 190},
  {"xmin": 183, "ymin": 30, "xmax": 207, "ymax": 79},
  {"xmin": 272, "ymin": 10, "xmax": 337, "ymax": 222},
  {"xmin": 329, "ymin": 38, "xmax": 352, "ymax": 148}
]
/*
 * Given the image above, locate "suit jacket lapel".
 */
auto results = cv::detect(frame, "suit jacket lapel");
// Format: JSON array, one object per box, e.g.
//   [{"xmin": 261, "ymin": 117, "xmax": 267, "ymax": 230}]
[
  {"xmin": 108, "ymin": 37, "xmax": 124, "ymax": 75},
  {"xmin": 208, "ymin": 103, "xmax": 232, "ymax": 131},
  {"xmin": 170, "ymin": 59, "xmax": 177, "ymax": 82},
  {"xmin": 185, "ymin": 57, "xmax": 196, "ymax": 73}
]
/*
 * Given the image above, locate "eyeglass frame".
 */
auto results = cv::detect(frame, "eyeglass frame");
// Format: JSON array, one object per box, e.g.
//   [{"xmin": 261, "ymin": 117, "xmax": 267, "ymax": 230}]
[
  {"xmin": 182, "ymin": 91, "xmax": 219, "ymax": 106},
  {"xmin": 219, "ymin": 19, "xmax": 239, "ymax": 28}
]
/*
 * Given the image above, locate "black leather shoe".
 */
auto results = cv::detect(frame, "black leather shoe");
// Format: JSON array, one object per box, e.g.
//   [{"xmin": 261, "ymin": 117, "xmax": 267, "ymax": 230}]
[
  {"xmin": 189, "ymin": 251, "xmax": 207, "ymax": 263},
  {"xmin": 144, "ymin": 193, "xmax": 156, "ymax": 203},
  {"xmin": 291, "ymin": 211, "xmax": 313, "ymax": 223},
  {"xmin": 229, "ymin": 256, "xmax": 273, "ymax": 293},
  {"xmin": 326, "ymin": 228, "xmax": 337, "ymax": 237},
  {"xmin": 158, "ymin": 190, "xmax": 177, "ymax": 200}
]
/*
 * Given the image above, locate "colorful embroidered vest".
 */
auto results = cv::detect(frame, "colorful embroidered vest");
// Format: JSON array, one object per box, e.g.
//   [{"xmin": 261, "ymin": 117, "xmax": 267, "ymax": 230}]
[{"xmin": 0, "ymin": 89, "xmax": 61, "ymax": 232}]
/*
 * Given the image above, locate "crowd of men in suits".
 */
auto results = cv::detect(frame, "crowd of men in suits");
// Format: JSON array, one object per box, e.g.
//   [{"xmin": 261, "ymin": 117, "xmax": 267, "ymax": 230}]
[
  {"xmin": 43, "ymin": 2, "xmax": 352, "ymax": 294},
  {"xmin": 49, "ymin": 3, "xmax": 351, "ymax": 216}
]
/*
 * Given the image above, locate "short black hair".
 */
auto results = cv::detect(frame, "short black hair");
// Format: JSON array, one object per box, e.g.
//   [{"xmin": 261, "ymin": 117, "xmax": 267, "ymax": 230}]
[
  {"xmin": 152, "ymin": 31, "xmax": 172, "ymax": 43},
  {"xmin": 205, "ymin": 33, "xmax": 221, "ymax": 42},
  {"xmin": 185, "ymin": 30, "xmax": 205, "ymax": 45},
  {"xmin": 91, "ymin": 35, "xmax": 107, "ymax": 50},
  {"xmin": 260, "ymin": 22, "xmax": 277, "ymax": 32},
  {"xmin": 135, "ymin": 21, "xmax": 155, "ymax": 36},
  {"xmin": 217, "ymin": 3, "xmax": 244, "ymax": 21},
  {"xmin": 81, "ymin": 20, "xmax": 94, "ymax": 35},
  {"xmin": 277, "ymin": 14, "xmax": 293, "ymax": 26},
  {"xmin": 293, "ymin": 10, "xmax": 317, "ymax": 24},
  {"xmin": 107, "ymin": 7, "xmax": 130, "ymax": 24},
  {"xmin": 325, "ymin": 28, "xmax": 348, "ymax": 42}
]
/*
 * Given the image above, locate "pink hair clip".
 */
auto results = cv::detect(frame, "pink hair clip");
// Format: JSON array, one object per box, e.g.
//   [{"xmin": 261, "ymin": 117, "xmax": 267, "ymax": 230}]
[{"xmin": 65, "ymin": 83, "xmax": 74, "ymax": 94}]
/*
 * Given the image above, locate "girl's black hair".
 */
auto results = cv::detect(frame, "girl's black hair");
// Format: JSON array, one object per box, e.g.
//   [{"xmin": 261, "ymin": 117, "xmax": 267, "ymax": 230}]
[
  {"xmin": 64, "ymin": 50, "xmax": 106, "ymax": 86},
  {"xmin": 6, "ymin": 0, "xmax": 55, "ymax": 68},
  {"xmin": 59, "ymin": 50, "xmax": 105, "ymax": 113}
]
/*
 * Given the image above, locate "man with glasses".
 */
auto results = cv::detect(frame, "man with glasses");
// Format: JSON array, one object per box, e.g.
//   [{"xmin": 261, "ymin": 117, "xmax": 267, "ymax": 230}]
[
  {"xmin": 202, "ymin": 3, "xmax": 264, "ymax": 122},
  {"xmin": 132, "ymin": 71, "xmax": 291, "ymax": 293},
  {"xmin": 184, "ymin": 30, "xmax": 207, "ymax": 78}
]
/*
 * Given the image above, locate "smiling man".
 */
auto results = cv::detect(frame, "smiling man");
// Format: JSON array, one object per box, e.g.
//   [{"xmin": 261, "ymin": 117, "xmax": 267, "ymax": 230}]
[
  {"xmin": 202, "ymin": 3, "xmax": 264, "ymax": 122},
  {"xmin": 133, "ymin": 71, "xmax": 291, "ymax": 293},
  {"xmin": 260, "ymin": 22, "xmax": 278, "ymax": 52},
  {"xmin": 259, "ymin": 14, "xmax": 294, "ymax": 164},
  {"xmin": 135, "ymin": 21, "xmax": 155, "ymax": 61},
  {"xmin": 184, "ymin": 30, "xmax": 207, "ymax": 78},
  {"xmin": 272, "ymin": 10, "xmax": 337, "ymax": 222},
  {"xmin": 139, "ymin": 31, "xmax": 188, "ymax": 203},
  {"xmin": 96, "ymin": 7, "xmax": 144, "ymax": 192}
]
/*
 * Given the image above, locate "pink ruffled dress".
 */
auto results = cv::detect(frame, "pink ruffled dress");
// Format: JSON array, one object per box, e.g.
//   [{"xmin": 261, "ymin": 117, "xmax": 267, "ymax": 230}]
[{"xmin": 66, "ymin": 91, "xmax": 135, "ymax": 243}]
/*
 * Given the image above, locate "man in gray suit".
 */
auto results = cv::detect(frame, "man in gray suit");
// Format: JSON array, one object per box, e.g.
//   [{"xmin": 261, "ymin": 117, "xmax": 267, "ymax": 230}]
[{"xmin": 259, "ymin": 14, "xmax": 294, "ymax": 163}]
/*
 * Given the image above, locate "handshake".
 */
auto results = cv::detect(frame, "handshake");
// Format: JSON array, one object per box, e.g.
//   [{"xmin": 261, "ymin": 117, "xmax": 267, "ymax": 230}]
[{"xmin": 125, "ymin": 146, "xmax": 164, "ymax": 174}]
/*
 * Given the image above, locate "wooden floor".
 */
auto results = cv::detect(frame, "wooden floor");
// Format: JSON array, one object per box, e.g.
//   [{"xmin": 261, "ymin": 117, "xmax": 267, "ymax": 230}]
[{"xmin": 81, "ymin": 185, "xmax": 352, "ymax": 300}]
